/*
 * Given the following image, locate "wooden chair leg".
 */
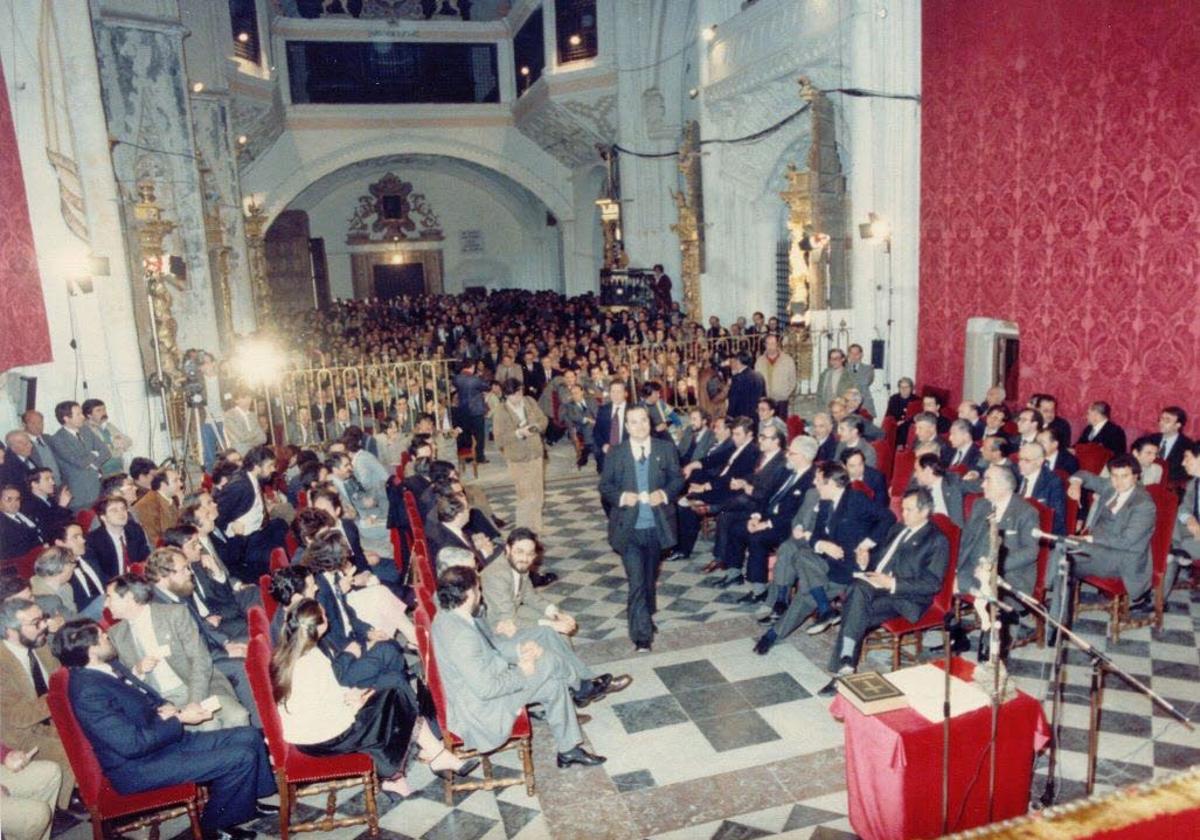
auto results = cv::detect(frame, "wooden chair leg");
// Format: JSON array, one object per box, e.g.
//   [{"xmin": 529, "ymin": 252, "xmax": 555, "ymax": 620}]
[
  {"xmin": 362, "ymin": 772, "xmax": 380, "ymax": 839},
  {"xmin": 1110, "ymin": 597, "xmax": 1121, "ymax": 643},
  {"xmin": 522, "ymin": 738, "xmax": 535, "ymax": 796},
  {"xmin": 277, "ymin": 778, "xmax": 292, "ymax": 840},
  {"xmin": 892, "ymin": 635, "xmax": 901, "ymax": 671},
  {"xmin": 187, "ymin": 800, "xmax": 203, "ymax": 840},
  {"xmin": 91, "ymin": 812, "xmax": 105, "ymax": 840}
]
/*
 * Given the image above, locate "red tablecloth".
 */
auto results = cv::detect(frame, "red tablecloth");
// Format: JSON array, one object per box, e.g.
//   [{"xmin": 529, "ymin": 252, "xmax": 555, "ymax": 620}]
[{"xmin": 829, "ymin": 658, "xmax": 1049, "ymax": 840}]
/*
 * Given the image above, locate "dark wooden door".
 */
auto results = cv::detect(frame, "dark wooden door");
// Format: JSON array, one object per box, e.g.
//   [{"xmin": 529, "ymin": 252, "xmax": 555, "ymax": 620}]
[{"xmin": 373, "ymin": 263, "xmax": 426, "ymax": 299}]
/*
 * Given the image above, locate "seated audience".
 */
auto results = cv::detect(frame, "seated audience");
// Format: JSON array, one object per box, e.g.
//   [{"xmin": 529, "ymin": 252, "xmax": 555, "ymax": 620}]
[
  {"xmin": 1163, "ymin": 442, "xmax": 1200, "ymax": 597},
  {"xmin": 0, "ymin": 740, "xmax": 62, "ymax": 840},
  {"xmin": 1076, "ymin": 401, "xmax": 1127, "ymax": 457},
  {"xmin": 83, "ymin": 495, "xmax": 151, "ymax": 579},
  {"xmin": 1, "ymin": 485, "xmax": 43, "ymax": 561},
  {"xmin": 53, "ymin": 618, "xmax": 275, "ymax": 840},
  {"xmin": 214, "ymin": 445, "xmax": 288, "ymax": 582},
  {"xmin": 1152, "ymin": 406, "xmax": 1192, "ymax": 483},
  {"xmin": 711, "ymin": 422, "xmax": 790, "ymax": 589},
  {"xmin": 1015, "ymin": 442, "xmax": 1068, "ymax": 534},
  {"xmin": 843, "ymin": 448, "xmax": 888, "ymax": 510},
  {"xmin": 47, "ymin": 522, "xmax": 106, "ymax": 621},
  {"xmin": 130, "ymin": 467, "xmax": 183, "ymax": 546},
  {"xmin": 21, "ymin": 469, "xmax": 73, "ymax": 538}
]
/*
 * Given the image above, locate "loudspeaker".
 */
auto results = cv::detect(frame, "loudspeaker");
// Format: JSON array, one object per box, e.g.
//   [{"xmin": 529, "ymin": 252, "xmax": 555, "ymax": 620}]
[
  {"xmin": 870, "ymin": 340, "xmax": 885, "ymax": 370},
  {"xmin": 169, "ymin": 255, "xmax": 187, "ymax": 280},
  {"xmin": 19, "ymin": 376, "xmax": 37, "ymax": 412}
]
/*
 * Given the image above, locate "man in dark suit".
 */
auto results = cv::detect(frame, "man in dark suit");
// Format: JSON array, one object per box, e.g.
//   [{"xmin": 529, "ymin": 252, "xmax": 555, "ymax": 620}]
[
  {"xmin": 711, "ymin": 422, "xmax": 791, "ymax": 589},
  {"xmin": 1, "ymin": 484, "xmax": 43, "ymax": 561},
  {"xmin": 53, "ymin": 619, "xmax": 275, "ymax": 840},
  {"xmin": 726, "ymin": 352, "xmax": 766, "ymax": 422},
  {"xmin": 213, "ymin": 446, "xmax": 287, "ymax": 582},
  {"xmin": 20, "ymin": 412, "xmax": 62, "ymax": 485},
  {"xmin": 754, "ymin": 462, "xmax": 895, "ymax": 654},
  {"xmin": 822, "ymin": 488, "xmax": 950, "ymax": 683},
  {"xmin": 943, "ymin": 420, "xmax": 983, "ymax": 472},
  {"xmin": 676, "ymin": 409, "xmax": 715, "ymax": 466},
  {"xmin": 1152, "ymin": 406, "xmax": 1192, "ymax": 484},
  {"xmin": 1016, "ymin": 442, "xmax": 1067, "ymax": 534},
  {"xmin": 453, "ymin": 360, "xmax": 490, "ymax": 463},
  {"xmin": 677, "ymin": 418, "xmax": 760, "ymax": 568},
  {"xmin": 591, "ymin": 381, "xmax": 629, "ymax": 474},
  {"xmin": 843, "ymin": 449, "xmax": 888, "ymax": 509},
  {"xmin": 911, "ymin": 454, "xmax": 974, "ymax": 528},
  {"xmin": 48, "ymin": 522, "xmax": 107, "ymax": 620},
  {"xmin": 21, "ymin": 469, "xmax": 74, "ymax": 537},
  {"xmin": 598, "ymin": 405, "xmax": 684, "ymax": 653},
  {"xmin": 810, "ymin": 412, "xmax": 839, "ymax": 462},
  {"xmin": 83, "ymin": 495, "xmax": 151, "ymax": 580},
  {"xmin": 1076, "ymin": 401, "xmax": 1127, "ymax": 457},
  {"xmin": 1, "ymin": 431, "xmax": 40, "ymax": 489},
  {"xmin": 1038, "ymin": 429, "xmax": 1079, "ymax": 476},
  {"xmin": 726, "ymin": 436, "xmax": 818, "ymax": 603},
  {"xmin": 1037, "ymin": 395, "xmax": 1072, "ymax": 449}
]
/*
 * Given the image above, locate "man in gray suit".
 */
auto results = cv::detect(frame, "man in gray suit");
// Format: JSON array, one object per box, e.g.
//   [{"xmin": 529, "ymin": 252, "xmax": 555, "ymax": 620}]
[
  {"xmin": 912, "ymin": 454, "xmax": 977, "ymax": 528},
  {"xmin": 1163, "ymin": 442, "xmax": 1200, "ymax": 598},
  {"xmin": 561, "ymin": 383, "xmax": 597, "ymax": 467},
  {"xmin": 834, "ymin": 416, "xmax": 878, "ymax": 469},
  {"xmin": 431, "ymin": 566, "xmax": 606, "ymax": 768},
  {"xmin": 845, "ymin": 343, "xmax": 876, "ymax": 417},
  {"xmin": 1059, "ymin": 454, "xmax": 1157, "ymax": 622},
  {"xmin": 104, "ymin": 573, "xmax": 249, "ymax": 731},
  {"xmin": 816, "ymin": 348, "xmax": 851, "ymax": 408},
  {"xmin": 47, "ymin": 401, "xmax": 106, "ymax": 512},
  {"xmin": 676, "ymin": 409, "xmax": 716, "ymax": 465},
  {"xmin": 480, "ymin": 528, "xmax": 631, "ymax": 707},
  {"xmin": 21, "ymin": 410, "xmax": 61, "ymax": 485}
]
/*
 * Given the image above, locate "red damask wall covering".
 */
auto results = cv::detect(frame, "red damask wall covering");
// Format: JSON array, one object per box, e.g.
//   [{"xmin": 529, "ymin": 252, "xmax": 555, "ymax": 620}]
[
  {"xmin": 919, "ymin": 0, "xmax": 1200, "ymax": 437},
  {"xmin": 0, "ymin": 60, "xmax": 53, "ymax": 371}
]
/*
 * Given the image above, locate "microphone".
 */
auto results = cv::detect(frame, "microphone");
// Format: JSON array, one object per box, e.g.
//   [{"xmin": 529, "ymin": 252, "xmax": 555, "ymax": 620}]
[{"xmin": 1031, "ymin": 527, "xmax": 1083, "ymax": 546}]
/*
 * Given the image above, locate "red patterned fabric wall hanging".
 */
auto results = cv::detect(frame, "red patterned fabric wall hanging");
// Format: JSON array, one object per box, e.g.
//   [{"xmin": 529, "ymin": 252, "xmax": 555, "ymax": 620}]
[{"xmin": 919, "ymin": 0, "xmax": 1200, "ymax": 435}]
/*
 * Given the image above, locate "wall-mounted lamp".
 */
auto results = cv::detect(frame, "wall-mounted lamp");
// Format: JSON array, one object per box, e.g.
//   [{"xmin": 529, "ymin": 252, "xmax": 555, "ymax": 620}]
[
  {"xmin": 191, "ymin": 81, "xmax": 205, "ymax": 93},
  {"xmin": 702, "ymin": 25, "xmax": 718, "ymax": 42},
  {"xmin": 858, "ymin": 212, "xmax": 891, "ymax": 241},
  {"xmin": 568, "ymin": 34, "xmax": 582, "ymax": 46}
]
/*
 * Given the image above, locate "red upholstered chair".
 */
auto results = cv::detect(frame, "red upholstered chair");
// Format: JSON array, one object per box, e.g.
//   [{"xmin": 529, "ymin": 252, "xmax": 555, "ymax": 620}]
[
  {"xmin": 13, "ymin": 545, "xmax": 46, "ymax": 579},
  {"xmin": 1023, "ymin": 498, "xmax": 1056, "ymax": 648},
  {"xmin": 258, "ymin": 575, "xmax": 277, "ymax": 621},
  {"xmin": 397, "ymin": 450, "xmax": 412, "ymax": 481},
  {"xmin": 963, "ymin": 492, "xmax": 982, "ymax": 521},
  {"xmin": 284, "ymin": 531, "xmax": 300, "ymax": 560},
  {"xmin": 881, "ymin": 415, "xmax": 899, "ymax": 451},
  {"xmin": 247, "ymin": 605, "xmax": 270, "ymax": 646},
  {"xmin": 1073, "ymin": 484, "xmax": 1178, "ymax": 642},
  {"xmin": 456, "ymin": 447, "xmax": 478, "ymax": 479},
  {"xmin": 1073, "ymin": 442, "xmax": 1110, "ymax": 476},
  {"xmin": 412, "ymin": 608, "xmax": 534, "ymax": 806},
  {"xmin": 76, "ymin": 508, "xmax": 97, "ymax": 533},
  {"xmin": 889, "ymin": 449, "xmax": 916, "ymax": 501},
  {"xmin": 200, "ymin": 474, "xmax": 213, "ymax": 493},
  {"xmin": 269, "ymin": 547, "xmax": 289, "ymax": 572},
  {"xmin": 389, "ymin": 527, "xmax": 407, "ymax": 578},
  {"xmin": 947, "ymin": 464, "xmax": 969, "ymax": 477},
  {"xmin": 243, "ymin": 635, "xmax": 380, "ymax": 840},
  {"xmin": 872, "ymin": 439, "xmax": 895, "ymax": 483},
  {"xmin": 412, "ymin": 542, "xmax": 436, "ymax": 599},
  {"xmin": 922, "ymin": 385, "xmax": 951, "ymax": 409},
  {"xmin": 786, "ymin": 415, "xmax": 806, "ymax": 442},
  {"xmin": 296, "ymin": 491, "xmax": 308, "ymax": 511},
  {"xmin": 47, "ymin": 670, "xmax": 205, "ymax": 840},
  {"xmin": 1001, "ymin": 421, "xmax": 1018, "ymax": 437},
  {"xmin": 128, "ymin": 562, "xmax": 145, "ymax": 577},
  {"xmin": 903, "ymin": 401, "xmax": 922, "ymax": 421},
  {"xmin": 862, "ymin": 513, "xmax": 961, "ymax": 670}
]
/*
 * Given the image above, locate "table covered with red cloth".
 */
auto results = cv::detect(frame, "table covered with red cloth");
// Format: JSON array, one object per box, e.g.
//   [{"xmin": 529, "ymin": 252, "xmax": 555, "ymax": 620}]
[{"xmin": 828, "ymin": 658, "xmax": 1049, "ymax": 840}]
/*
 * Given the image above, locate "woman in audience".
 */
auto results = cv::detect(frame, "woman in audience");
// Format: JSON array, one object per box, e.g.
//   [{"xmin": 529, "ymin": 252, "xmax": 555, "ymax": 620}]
[
  {"xmin": 374, "ymin": 419, "xmax": 406, "ymax": 470},
  {"xmin": 886, "ymin": 377, "xmax": 918, "ymax": 420},
  {"xmin": 271, "ymin": 598, "xmax": 477, "ymax": 797}
]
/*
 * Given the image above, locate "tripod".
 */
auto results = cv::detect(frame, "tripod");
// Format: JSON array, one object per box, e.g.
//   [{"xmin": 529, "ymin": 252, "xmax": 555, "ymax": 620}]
[{"xmin": 178, "ymin": 404, "xmax": 207, "ymax": 491}]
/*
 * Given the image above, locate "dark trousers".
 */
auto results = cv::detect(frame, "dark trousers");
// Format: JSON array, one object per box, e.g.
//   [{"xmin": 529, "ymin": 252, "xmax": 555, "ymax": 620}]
[
  {"xmin": 458, "ymin": 412, "xmax": 487, "ymax": 460},
  {"xmin": 621, "ymin": 528, "xmax": 661, "ymax": 646},
  {"xmin": 227, "ymin": 519, "xmax": 289, "ymax": 583},
  {"xmin": 113, "ymin": 727, "xmax": 275, "ymax": 831},
  {"xmin": 743, "ymin": 523, "xmax": 788, "ymax": 584},
  {"xmin": 676, "ymin": 490, "xmax": 730, "ymax": 556},
  {"xmin": 832, "ymin": 582, "xmax": 909, "ymax": 670},
  {"xmin": 717, "ymin": 510, "xmax": 754, "ymax": 571}
]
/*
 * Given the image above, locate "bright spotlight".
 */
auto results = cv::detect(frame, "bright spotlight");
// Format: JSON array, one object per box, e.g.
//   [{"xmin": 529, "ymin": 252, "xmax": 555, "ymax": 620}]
[
  {"xmin": 234, "ymin": 339, "xmax": 284, "ymax": 386},
  {"xmin": 568, "ymin": 34, "xmax": 582, "ymax": 46},
  {"xmin": 702, "ymin": 25, "xmax": 717, "ymax": 42}
]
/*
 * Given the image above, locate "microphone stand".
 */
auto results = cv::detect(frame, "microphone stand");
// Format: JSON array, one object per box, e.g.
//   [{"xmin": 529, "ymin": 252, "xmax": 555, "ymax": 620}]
[{"xmin": 998, "ymin": 578, "xmax": 1193, "ymax": 799}]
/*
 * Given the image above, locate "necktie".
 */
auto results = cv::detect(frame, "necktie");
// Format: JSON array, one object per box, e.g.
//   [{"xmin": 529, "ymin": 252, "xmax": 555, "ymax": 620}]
[
  {"xmin": 609, "ymin": 407, "xmax": 621, "ymax": 446},
  {"xmin": 75, "ymin": 567, "xmax": 96, "ymax": 598},
  {"xmin": 1193, "ymin": 479, "xmax": 1199, "ymax": 518},
  {"xmin": 683, "ymin": 434, "xmax": 698, "ymax": 463},
  {"xmin": 770, "ymin": 472, "xmax": 798, "ymax": 508},
  {"xmin": 952, "ymin": 449, "xmax": 963, "ymax": 467},
  {"xmin": 28, "ymin": 648, "xmax": 47, "ymax": 696},
  {"xmin": 1019, "ymin": 477, "xmax": 1029, "ymax": 497},
  {"xmin": 876, "ymin": 528, "xmax": 910, "ymax": 574},
  {"xmin": 120, "ymin": 534, "xmax": 130, "ymax": 574},
  {"xmin": 637, "ymin": 446, "xmax": 647, "ymax": 464}
]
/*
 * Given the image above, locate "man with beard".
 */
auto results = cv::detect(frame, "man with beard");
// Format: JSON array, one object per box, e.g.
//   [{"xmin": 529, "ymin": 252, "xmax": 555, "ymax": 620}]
[
  {"xmin": 53, "ymin": 619, "xmax": 276, "ymax": 840},
  {"xmin": 214, "ymin": 446, "xmax": 288, "ymax": 582},
  {"xmin": 0, "ymin": 598, "xmax": 75, "ymax": 811},
  {"xmin": 480, "ymin": 528, "xmax": 631, "ymax": 708},
  {"xmin": 104, "ymin": 567, "xmax": 249, "ymax": 730}
]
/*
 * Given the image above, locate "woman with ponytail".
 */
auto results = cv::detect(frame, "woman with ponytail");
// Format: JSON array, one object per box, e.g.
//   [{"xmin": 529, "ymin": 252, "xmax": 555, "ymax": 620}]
[{"xmin": 270, "ymin": 599, "xmax": 478, "ymax": 796}]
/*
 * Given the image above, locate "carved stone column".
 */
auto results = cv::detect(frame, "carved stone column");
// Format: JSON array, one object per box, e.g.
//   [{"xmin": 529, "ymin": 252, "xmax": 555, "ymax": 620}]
[
  {"xmin": 670, "ymin": 190, "xmax": 702, "ymax": 322},
  {"xmin": 133, "ymin": 183, "xmax": 181, "ymax": 384},
  {"xmin": 243, "ymin": 201, "xmax": 272, "ymax": 327}
]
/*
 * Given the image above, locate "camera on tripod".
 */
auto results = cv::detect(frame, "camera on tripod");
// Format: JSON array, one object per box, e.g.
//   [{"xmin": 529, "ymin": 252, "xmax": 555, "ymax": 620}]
[{"xmin": 180, "ymin": 348, "xmax": 208, "ymax": 408}]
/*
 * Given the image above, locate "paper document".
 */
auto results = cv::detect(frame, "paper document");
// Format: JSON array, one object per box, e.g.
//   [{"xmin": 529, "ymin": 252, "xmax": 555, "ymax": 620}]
[{"xmin": 886, "ymin": 664, "xmax": 991, "ymax": 723}]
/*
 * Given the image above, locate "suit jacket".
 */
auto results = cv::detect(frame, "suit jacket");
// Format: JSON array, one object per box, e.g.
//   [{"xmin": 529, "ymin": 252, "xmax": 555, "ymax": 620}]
[
  {"xmin": 808, "ymin": 488, "xmax": 896, "ymax": 584},
  {"xmin": 108, "ymin": 602, "xmax": 236, "ymax": 705},
  {"xmin": 693, "ymin": 442, "xmax": 759, "ymax": 501},
  {"xmin": 0, "ymin": 643, "xmax": 59, "ymax": 750},
  {"xmin": 866, "ymin": 521, "xmax": 950, "ymax": 621},
  {"xmin": 151, "ymin": 587, "xmax": 232, "ymax": 656},
  {"xmin": 492, "ymin": 397, "xmax": 548, "ymax": 463},
  {"xmin": 1075, "ymin": 472, "xmax": 1157, "ymax": 597},
  {"xmin": 0, "ymin": 452, "xmax": 38, "ymax": 490},
  {"xmin": 79, "ymin": 426, "xmax": 114, "ymax": 476},
  {"xmin": 1174, "ymin": 477, "xmax": 1200, "ymax": 559},
  {"xmin": 677, "ymin": 427, "xmax": 715, "ymax": 464},
  {"xmin": 855, "ymin": 466, "xmax": 890, "ymax": 509},
  {"xmin": 815, "ymin": 435, "xmax": 839, "ymax": 463},
  {"xmin": 84, "ymin": 521, "xmax": 151, "ymax": 581},
  {"xmin": 1020, "ymin": 465, "xmax": 1067, "ymax": 534},
  {"xmin": 214, "ymin": 472, "xmax": 260, "ymax": 533},
  {"xmin": 724, "ymin": 450, "xmax": 791, "ymax": 514},
  {"xmin": 48, "ymin": 428, "xmax": 103, "ymax": 511},
  {"xmin": 22, "ymin": 494, "xmax": 73, "ymax": 539},
  {"xmin": 956, "ymin": 495, "xmax": 1041, "ymax": 596},
  {"xmin": 562, "ymin": 399, "xmax": 596, "ymax": 437},
  {"xmin": 223, "ymin": 406, "xmax": 265, "ymax": 455},
  {"xmin": 758, "ymin": 466, "xmax": 815, "ymax": 534},
  {"xmin": 313, "ymin": 571, "xmax": 370, "ymax": 650},
  {"xmin": 0, "ymin": 512, "xmax": 43, "ymax": 560},
  {"xmin": 835, "ymin": 440, "xmax": 877, "ymax": 469},
  {"xmin": 816, "ymin": 367, "xmax": 852, "ymax": 407},
  {"xmin": 942, "ymin": 444, "xmax": 983, "ymax": 473},
  {"xmin": 286, "ymin": 420, "xmax": 322, "ymax": 447},
  {"xmin": 27, "ymin": 435, "xmax": 61, "ymax": 484},
  {"xmin": 131, "ymin": 492, "xmax": 179, "ymax": 547},
  {"xmin": 480, "ymin": 560, "xmax": 554, "ymax": 629},
  {"xmin": 599, "ymin": 437, "xmax": 684, "ymax": 553},
  {"xmin": 65, "ymin": 663, "xmax": 188, "ymax": 792},
  {"xmin": 845, "ymin": 362, "xmax": 877, "ymax": 416},
  {"xmin": 67, "ymin": 555, "xmax": 107, "ymax": 609},
  {"xmin": 1152, "ymin": 432, "xmax": 1194, "ymax": 483},
  {"xmin": 591, "ymin": 402, "xmax": 629, "ymax": 470},
  {"xmin": 1077, "ymin": 421, "xmax": 1127, "ymax": 457},
  {"xmin": 726, "ymin": 368, "xmax": 765, "ymax": 420},
  {"xmin": 31, "ymin": 575, "xmax": 77, "ymax": 616},
  {"xmin": 1046, "ymin": 449, "xmax": 1079, "ymax": 477},
  {"xmin": 430, "ymin": 610, "xmax": 539, "ymax": 753}
]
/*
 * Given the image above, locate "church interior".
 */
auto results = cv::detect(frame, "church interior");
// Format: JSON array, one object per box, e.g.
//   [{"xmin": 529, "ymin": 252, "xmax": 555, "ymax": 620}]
[{"xmin": 1, "ymin": 1, "xmax": 1199, "ymax": 839}]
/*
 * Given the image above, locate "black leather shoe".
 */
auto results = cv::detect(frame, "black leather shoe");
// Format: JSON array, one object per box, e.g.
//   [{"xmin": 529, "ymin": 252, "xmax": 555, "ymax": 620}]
[
  {"xmin": 634, "ymin": 643, "xmax": 652, "ymax": 654},
  {"xmin": 530, "ymin": 570, "xmax": 557, "ymax": 588},
  {"xmin": 492, "ymin": 516, "xmax": 508, "ymax": 528},
  {"xmin": 737, "ymin": 589, "xmax": 768, "ymax": 604},
  {"xmin": 757, "ymin": 612, "xmax": 777, "ymax": 624},
  {"xmin": 664, "ymin": 551, "xmax": 688, "ymax": 562},
  {"xmin": 204, "ymin": 827, "xmax": 256, "ymax": 840},
  {"xmin": 253, "ymin": 803, "xmax": 280, "ymax": 817},
  {"xmin": 1129, "ymin": 594, "xmax": 1154, "ymax": 614},
  {"xmin": 701, "ymin": 560, "xmax": 723, "ymax": 574},
  {"xmin": 753, "ymin": 635, "xmax": 774, "ymax": 655},
  {"xmin": 476, "ymin": 458, "xmax": 490, "ymax": 464},
  {"xmin": 716, "ymin": 574, "xmax": 745, "ymax": 589},
  {"xmin": 432, "ymin": 757, "xmax": 480, "ymax": 781},
  {"xmin": 977, "ymin": 632, "xmax": 991, "ymax": 663},
  {"xmin": 557, "ymin": 746, "xmax": 606, "ymax": 768},
  {"xmin": 817, "ymin": 679, "xmax": 840, "ymax": 698},
  {"xmin": 67, "ymin": 793, "xmax": 89, "ymax": 817}
]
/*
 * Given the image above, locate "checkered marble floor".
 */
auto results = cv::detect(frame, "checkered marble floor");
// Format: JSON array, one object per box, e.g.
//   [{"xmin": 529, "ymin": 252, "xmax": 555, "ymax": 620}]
[{"xmin": 50, "ymin": 470, "xmax": 1199, "ymax": 840}]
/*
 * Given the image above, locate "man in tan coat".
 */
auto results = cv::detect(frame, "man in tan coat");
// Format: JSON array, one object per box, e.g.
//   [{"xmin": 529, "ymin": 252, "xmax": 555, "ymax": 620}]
[
  {"xmin": 0, "ymin": 598, "xmax": 74, "ymax": 809},
  {"xmin": 131, "ymin": 467, "xmax": 182, "ymax": 546},
  {"xmin": 492, "ymin": 379, "xmax": 549, "ymax": 533}
]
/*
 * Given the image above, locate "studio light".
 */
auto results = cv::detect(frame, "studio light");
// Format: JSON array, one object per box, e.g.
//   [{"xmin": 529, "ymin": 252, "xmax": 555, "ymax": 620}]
[
  {"xmin": 191, "ymin": 81, "xmax": 205, "ymax": 93},
  {"xmin": 237, "ymin": 32, "xmax": 250, "ymax": 43},
  {"xmin": 568, "ymin": 34, "xmax": 582, "ymax": 46},
  {"xmin": 859, "ymin": 212, "xmax": 891, "ymax": 241},
  {"xmin": 234, "ymin": 339, "xmax": 284, "ymax": 387},
  {"xmin": 702, "ymin": 25, "xmax": 718, "ymax": 42},
  {"xmin": 237, "ymin": 134, "xmax": 249, "ymax": 145},
  {"xmin": 520, "ymin": 66, "xmax": 531, "ymax": 77}
]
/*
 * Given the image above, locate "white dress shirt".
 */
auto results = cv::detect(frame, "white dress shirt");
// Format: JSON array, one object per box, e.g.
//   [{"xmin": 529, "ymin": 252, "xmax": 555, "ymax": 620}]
[{"xmin": 128, "ymin": 609, "xmax": 184, "ymax": 693}]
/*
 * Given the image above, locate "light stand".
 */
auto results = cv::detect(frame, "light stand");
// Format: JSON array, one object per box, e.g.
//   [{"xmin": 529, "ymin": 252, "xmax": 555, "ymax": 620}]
[
  {"xmin": 999, "ymin": 578, "xmax": 1193, "ymax": 798},
  {"xmin": 145, "ymin": 271, "xmax": 182, "ymax": 467}
]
